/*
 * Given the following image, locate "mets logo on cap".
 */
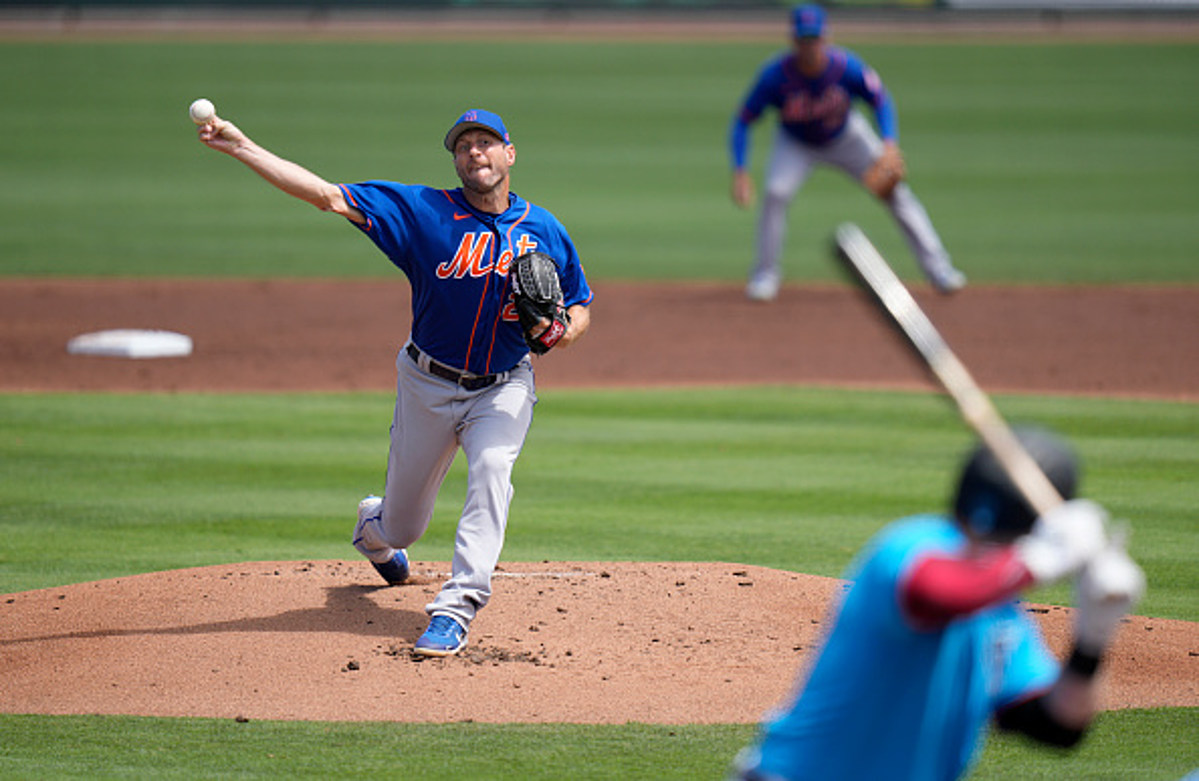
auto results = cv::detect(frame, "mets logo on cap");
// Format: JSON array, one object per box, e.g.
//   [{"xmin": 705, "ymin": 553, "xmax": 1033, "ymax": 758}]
[
  {"xmin": 445, "ymin": 109, "xmax": 511, "ymax": 152},
  {"xmin": 791, "ymin": 3, "xmax": 826, "ymax": 38}
]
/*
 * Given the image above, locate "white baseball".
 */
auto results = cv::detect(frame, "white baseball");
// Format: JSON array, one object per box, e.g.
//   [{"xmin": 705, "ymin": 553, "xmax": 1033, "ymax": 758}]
[{"xmin": 189, "ymin": 98, "xmax": 216, "ymax": 125}]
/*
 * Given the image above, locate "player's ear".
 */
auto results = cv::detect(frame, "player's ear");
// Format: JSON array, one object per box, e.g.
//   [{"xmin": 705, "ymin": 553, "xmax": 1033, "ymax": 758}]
[{"xmin": 506, "ymin": 144, "xmax": 516, "ymax": 166}]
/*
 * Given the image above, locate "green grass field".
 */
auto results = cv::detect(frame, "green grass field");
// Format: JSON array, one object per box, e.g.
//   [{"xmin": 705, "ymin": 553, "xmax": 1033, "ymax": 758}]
[
  {"xmin": 3, "ymin": 389, "xmax": 1196, "ymax": 616},
  {"xmin": 0, "ymin": 709, "xmax": 1194, "ymax": 779},
  {"xmin": 2, "ymin": 30, "xmax": 1197, "ymax": 781},
  {"xmin": 1, "ymin": 389, "xmax": 1197, "ymax": 778},
  {"xmin": 1, "ymin": 38, "xmax": 1196, "ymax": 283}
]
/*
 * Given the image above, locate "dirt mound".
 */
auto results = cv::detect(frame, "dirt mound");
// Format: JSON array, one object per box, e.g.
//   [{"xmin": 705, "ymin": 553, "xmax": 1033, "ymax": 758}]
[{"xmin": 2, "ymin": 561, "xmax": 1194, "ymax": 723}]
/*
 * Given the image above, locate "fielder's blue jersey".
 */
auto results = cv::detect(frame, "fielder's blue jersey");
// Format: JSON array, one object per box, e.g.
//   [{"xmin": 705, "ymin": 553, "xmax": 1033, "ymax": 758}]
[
  {"xmin": 730, "ymin": 46, "xmax": 898, "ymax": 168},
  {"xmin": 339, "ymin": 182, "xmax": 593, "ymax": 376},
  {"xmin": 748, "ymin": 515, "xmax": 1057, "ymax": 781}
]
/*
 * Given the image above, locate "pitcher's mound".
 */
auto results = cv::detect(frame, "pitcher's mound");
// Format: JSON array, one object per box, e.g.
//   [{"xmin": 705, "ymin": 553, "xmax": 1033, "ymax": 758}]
[{"xmin": 2, "ymin": 561, "xmax": 1194, "ymax": 723}]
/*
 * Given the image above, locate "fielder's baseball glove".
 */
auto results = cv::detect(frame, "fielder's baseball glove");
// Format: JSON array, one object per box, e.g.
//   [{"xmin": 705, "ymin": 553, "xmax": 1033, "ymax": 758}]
[
  {"xmin": 862, "ymin": 145, "xmax": 907, "ymax": 199},
  {"xmin": 511, "ymin": 251, "xmax": 570, "ymax": 355}
]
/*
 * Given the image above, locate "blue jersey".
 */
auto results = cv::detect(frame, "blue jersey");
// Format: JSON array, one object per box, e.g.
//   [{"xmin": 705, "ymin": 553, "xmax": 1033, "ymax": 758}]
[
  {"xmin": 339, "ymin": 182, "xmax": 593, "ymax": 376},
  {"xmin": 730, "ymin": 46, "xmax": 897, "ymax": 168},
  {"xmin": 750, "ymin": 515, "xmax": 1057, "ymax": 781}
]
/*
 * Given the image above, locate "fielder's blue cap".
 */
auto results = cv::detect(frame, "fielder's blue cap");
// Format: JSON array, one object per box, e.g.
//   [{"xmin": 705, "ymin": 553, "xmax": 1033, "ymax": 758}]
[
  {"xmin": 792, "ymin": 4, "xmax": 826, "ymax": 38},
  {"xmin": 444, "ymin": 109, "xmax": 511, "ymax": 152}
]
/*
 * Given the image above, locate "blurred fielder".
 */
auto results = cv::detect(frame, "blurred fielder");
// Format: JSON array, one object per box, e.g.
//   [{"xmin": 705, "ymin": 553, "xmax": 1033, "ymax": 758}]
[
  {"xmin": 729, "ymin": 4, "xmax": 966, "ymax": 301},
  {"xmin": 731, "ymin": 427, "xmax": 1145, "ymax": 781}
]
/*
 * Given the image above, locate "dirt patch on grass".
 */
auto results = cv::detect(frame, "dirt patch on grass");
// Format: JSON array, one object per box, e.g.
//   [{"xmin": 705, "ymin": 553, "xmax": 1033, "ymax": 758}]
[{"xmin": 2, "ymin": 561, "xmax": 1195, "ymax": 723}]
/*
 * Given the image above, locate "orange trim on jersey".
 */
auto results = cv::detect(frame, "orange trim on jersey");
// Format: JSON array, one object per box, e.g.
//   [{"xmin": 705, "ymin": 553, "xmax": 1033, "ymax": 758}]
[
  {"xmin": 463, "ymin": 240, "xmax": 494, "ymax": 373},
  {"xmin": 440, "ymin": 190, "xmax": 534, "ymax": 374},
  {"xmin": 485, "ymin": 202, "xmax": 532, "ymax": 371},
  {"xmin": 441, "ymin": 189, "xmax": 485, "ymax": 371},
  {"xmin": 339, "ymin": 185, "xmax": 373, "ymax": 232}
]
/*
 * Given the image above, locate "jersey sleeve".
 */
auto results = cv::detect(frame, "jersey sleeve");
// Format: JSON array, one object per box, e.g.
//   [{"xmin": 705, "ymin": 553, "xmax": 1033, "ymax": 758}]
[
  {"xmin": 337, "ymin": 181, "xmax": 419, "ymax": 275},
  {"xmin": 901, "ymin": 547, "xmax": 1035, "ymax": 627},
  {"xmin": 843, "ymin": 53, "xmax": 899, "ymax": 142},
  {"xmin": 729, "ymin": 58, "xmax": 784, "ymax": 170},
  {"xmin": 846, "ymin": 516, "xmax": 959, "ymax": 638},
  {"xmin": 729, "ymin": 115, "xmax": 753, "ymax": 171},
  {"xmin": 991, "ymin": 604, "xmax": 1059, "ymax": 708},
  {"xmin": 544, "ymin": 215, "xmax": 593, "ymax": 309}
]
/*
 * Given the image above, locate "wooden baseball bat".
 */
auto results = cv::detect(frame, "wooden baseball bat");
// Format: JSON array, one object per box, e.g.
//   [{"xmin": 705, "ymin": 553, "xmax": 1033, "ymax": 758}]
[{"xmin": 832, "ymin": 223, "xmax": 1063, "ymax": 517}]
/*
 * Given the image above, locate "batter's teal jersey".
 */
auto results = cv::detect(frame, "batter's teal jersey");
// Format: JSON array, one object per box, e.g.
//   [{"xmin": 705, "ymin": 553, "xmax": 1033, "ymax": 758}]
[
  {"xmin": 339, "ymin": 181, "xmax": 593, "ymax": 376},
  {"xmin": 747, "ymin": 515, "xmax": 1058, "ymax": 781}
]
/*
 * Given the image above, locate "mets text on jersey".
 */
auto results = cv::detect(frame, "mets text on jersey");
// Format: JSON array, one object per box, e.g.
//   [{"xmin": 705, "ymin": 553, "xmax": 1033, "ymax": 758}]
[
  {"xmin": 436, "ymin": 232, "xmax": 540, "ymax": 280},
  {"xmin": 781, "ymin": 88, "xmax": 850, "ymax": 130},
  {"xmin": 438, "ymin": 231, "xmax": 544, "ymax": 323}
]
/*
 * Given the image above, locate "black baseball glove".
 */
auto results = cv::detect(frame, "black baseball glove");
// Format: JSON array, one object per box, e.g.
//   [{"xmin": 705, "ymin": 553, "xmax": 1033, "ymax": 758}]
[{"xmin": 510, "ymin": 251, "xmax": 571, "ymax": 355}]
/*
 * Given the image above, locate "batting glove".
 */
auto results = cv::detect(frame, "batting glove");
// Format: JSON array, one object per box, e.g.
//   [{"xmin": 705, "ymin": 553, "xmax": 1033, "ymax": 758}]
[
  {"xmin": 1073, "ymin": 535, "xmax": 1146, "ymax": 656},
  {"xmin": 1015, "ymin": 499, "xmax": 1109, "ymax": 585}
]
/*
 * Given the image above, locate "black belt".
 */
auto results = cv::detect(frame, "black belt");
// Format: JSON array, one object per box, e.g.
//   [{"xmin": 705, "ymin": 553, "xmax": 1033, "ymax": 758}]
[{"xmin": 406, "ymin": 343, "xmax": 500, "ymax": 391}]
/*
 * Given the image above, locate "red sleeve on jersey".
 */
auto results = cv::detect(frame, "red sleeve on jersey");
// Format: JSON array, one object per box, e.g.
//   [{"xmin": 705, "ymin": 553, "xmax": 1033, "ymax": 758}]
[{"xmin": 901, "ymin": 547, "xmax": 1034, "ymax": 628}]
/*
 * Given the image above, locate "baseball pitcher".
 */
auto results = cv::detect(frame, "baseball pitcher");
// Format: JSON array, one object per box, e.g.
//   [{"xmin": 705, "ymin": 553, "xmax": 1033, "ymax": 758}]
[{"xmin": 197, "ymin": 107, "xmax": 593, "ymax": 657}]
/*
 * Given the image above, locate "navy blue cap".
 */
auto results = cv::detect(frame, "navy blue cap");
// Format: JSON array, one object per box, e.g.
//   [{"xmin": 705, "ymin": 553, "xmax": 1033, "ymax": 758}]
[
  {"xmin": 444, "ymin": 109, "xmax": 511, "ymax": 152},
  {"xmin": 792, "ymin": 4, "xmax": 826, "ymax": 38},
  {"xmin": 954, "ymin": 426, "xmax": 1079, "ymax": 543}
]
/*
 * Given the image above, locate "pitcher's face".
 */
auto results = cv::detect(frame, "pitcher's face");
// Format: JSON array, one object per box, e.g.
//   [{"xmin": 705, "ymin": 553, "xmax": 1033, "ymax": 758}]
[{"xmin": 453, "ymin": 129, "xmax": 516, "ymax": 196}]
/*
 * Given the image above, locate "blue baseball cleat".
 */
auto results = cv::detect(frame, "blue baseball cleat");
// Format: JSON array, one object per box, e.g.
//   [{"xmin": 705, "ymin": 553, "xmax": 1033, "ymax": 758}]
[
  {"xmin": 414, "ymin": 614, "xmax": 468, "ymax": 657},
  {"xmin": 370, "ymin": 549, "xmax": 410, "ymax": 586},
  {"xmin": 353, "ymin": 495, "xmax": 409, "ymax": 585}
]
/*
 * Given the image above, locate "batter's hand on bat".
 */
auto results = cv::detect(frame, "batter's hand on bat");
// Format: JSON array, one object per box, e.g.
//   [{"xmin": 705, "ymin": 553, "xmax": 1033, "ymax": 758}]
[
  {"xmin": 1015, "ymin": 499, "xmax": 1109, "ymax": 585},
  {"xmin": 731, "ymin": 170, "xmax": 755, "ymax": 209},
  {"xmin": 1073, "ymin": 534, "xmax": 1145, "ymax": 655}
]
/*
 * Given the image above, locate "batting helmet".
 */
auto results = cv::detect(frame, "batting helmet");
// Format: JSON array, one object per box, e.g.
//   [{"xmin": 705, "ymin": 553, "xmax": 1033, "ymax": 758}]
[{"xmin": 953, "ymin": 426, "xmax": 1079, "ymax": 542}]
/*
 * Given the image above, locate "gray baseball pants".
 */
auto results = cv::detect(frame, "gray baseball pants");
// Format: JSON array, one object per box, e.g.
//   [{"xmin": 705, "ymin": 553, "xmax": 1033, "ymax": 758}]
[
  {"xmin": 751, "ymin": 111, "xmax": 956, "ymax": 286},
  {"xmin": 377, "ymin": 343, "xmax": 537, "ymax": 629}
]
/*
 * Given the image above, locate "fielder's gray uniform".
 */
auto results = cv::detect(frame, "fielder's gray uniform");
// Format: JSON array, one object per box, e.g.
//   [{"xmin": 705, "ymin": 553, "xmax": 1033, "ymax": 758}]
[
  {"xmin": 731, "ymin": 28, "xmax": 965, "ymax": 299},
  {"xmin": 755, "ymin": 114, "xmax": 959, "ymax": 293}
]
